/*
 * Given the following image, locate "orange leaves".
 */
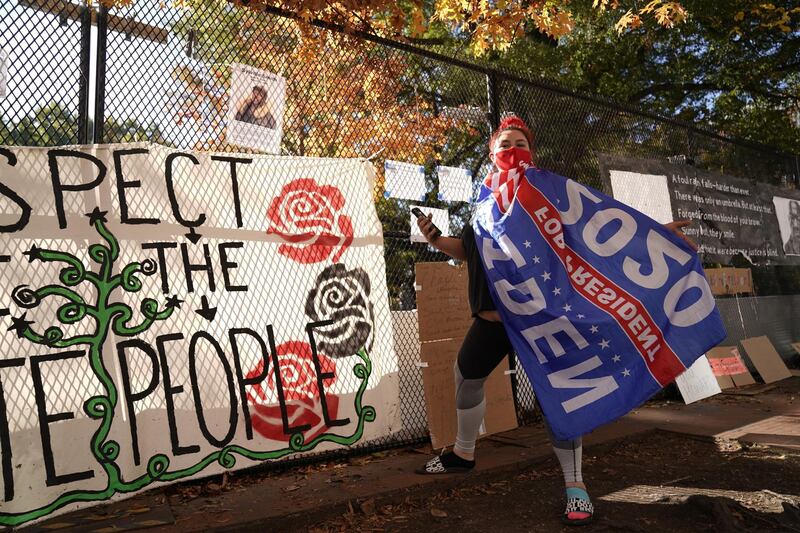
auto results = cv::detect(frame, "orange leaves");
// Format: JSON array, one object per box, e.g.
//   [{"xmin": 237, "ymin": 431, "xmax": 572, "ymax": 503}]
[
  {"xmin": 732, "ymin": 4, "xmax": 799, "ymax": 34},
  {"xmin": 105, "ymin": 0, "xmax": 699, "ymax": 57},
  {"xmin": 614, "ymin": 1, "xmax": 687, "ymax": 34}
]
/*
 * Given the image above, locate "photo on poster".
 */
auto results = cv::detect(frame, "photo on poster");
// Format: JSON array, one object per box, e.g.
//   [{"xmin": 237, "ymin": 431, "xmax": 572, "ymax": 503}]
[
  {"xmin": 772, "ymin": 196, "xmax": 800, "ymax": 256},
  {"xmin": 226, "ymin": 63, "xmax": 286, "ymax": 154},
  {"xmin": 0, "ymin": 46, "xmax": 8, "ymax": 99},
  {"xmin": 164, "ymin": 58, "xmax": 225, "ymax": 149}
]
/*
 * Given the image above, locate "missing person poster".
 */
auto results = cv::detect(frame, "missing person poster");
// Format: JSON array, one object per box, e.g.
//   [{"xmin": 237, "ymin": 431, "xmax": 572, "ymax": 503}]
[
  {"xmin": 227, "ymin": 63, "xmax": 286, "ymax": 154},
  {"xmin": 772, "ymin": 196, "xmax": 800, "ymax": 256},
  {"xmin": 599, "ymin": 153, "xmax": 800, "ymax": 265}
]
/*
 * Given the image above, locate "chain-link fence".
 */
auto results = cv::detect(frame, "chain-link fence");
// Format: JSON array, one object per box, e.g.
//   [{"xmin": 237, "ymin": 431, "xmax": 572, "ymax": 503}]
[{"xmin": 1, "ymin": 0, "xmax": 799, "ymax": 469}]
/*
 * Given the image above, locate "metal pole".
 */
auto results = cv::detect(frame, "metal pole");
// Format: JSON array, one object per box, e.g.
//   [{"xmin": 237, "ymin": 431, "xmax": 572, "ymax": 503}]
[
  {"xmin": 93, "ymin": 4, "xmax": 108, "ymax": 143},
  {"xmin": 76, "ymin": 4, "xmax": 91, "ymax": 144},
  {"xmin": 486, "ymin": 71, "xmax": 500, "ymax": 133}
]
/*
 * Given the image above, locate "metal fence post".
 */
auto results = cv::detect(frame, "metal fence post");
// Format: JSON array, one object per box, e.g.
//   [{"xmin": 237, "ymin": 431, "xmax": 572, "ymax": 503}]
[
  {"xmin": 93, "ymin": 5, "xmax": 108, "ymax": 144},
  {"xmin": 486, "ymin": 71, "xmax": 500, "ymax": 132},
  {"xmin": 76, "ymin": 4, "xmax": 92, "ymax": 144}
]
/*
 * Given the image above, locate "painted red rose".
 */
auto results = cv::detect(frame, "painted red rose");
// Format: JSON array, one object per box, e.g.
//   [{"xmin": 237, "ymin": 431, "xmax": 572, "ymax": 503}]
[
  {"xmin": 266, "ymin": 178, "xmax": 354, "ymax": 264},
  {"xmin": 250, "ymin": 395, "xmax": 340, "ymax": 443},
  {"xmin": 245, "ymin": 341, "xmax": 341, "ymax": 442}
]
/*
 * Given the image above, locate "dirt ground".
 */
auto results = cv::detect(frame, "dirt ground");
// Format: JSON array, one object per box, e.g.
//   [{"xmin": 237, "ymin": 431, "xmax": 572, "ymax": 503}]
[{"xmin": 300, "ymin": 431, "xmax": 800, "ymax": 533}]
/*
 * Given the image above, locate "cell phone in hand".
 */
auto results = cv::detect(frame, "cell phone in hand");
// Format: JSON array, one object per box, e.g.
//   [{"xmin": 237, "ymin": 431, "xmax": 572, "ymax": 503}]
[{"xmin": 411, "ymin": 207, "xmax": 442, "ymax": 238}]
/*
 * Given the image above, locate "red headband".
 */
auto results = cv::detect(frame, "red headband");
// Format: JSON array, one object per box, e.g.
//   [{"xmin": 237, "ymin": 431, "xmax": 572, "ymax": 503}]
[{"xmin": 489, "ymin": 115, "xmax": 535, "ymax": 152}]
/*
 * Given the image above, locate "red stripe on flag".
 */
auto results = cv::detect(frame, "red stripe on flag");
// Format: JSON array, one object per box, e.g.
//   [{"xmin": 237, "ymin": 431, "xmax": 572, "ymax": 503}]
[{"xmin": 515, "ymin": 178, "xmax": 685, "ymax": 387}]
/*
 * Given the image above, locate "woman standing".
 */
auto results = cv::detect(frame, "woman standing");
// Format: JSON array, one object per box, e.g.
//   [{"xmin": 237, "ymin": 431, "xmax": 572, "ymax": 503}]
[{"xmin": 414, "ymin": 115, "xmax": 696, "ymax": 526}]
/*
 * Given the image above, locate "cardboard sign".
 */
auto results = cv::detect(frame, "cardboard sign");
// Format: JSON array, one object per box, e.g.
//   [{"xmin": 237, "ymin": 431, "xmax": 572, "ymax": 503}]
[
  {"xmin": 415, "ymin": 261, "xmax": 517, "ymax": 448},
  {"xmin": 420, "ymin": 339, "xmax": 517, "ymax": 449},
  {"xmin": 740, "ymin": 336, "xmax": 792, "ymax": 384},
  {"xmin": 414, "ymin": 262, "xmax": 473, "ymax": 342},
  {"xmin": 709, "ymin": 354, "xmax": 748, "ymax": 376},
  {"xmin": 675, "ymin": 355, "xmax": 721, "ymax": 404},
  {"xmin": 705, "ymin": 268, "xmax": 754, "ymax": 295},
  {"xmin": 706, "ymin": 346, "xmax": 756, "ymax": 389}
]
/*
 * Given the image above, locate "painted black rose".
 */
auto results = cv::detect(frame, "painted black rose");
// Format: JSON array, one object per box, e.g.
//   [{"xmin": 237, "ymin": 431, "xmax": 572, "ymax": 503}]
[{"xmin": 305, "ymin": 264, "xmax": 374, "ymax": 358}]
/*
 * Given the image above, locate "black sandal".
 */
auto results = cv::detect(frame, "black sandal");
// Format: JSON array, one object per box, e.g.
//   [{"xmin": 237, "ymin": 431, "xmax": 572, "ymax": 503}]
[{"xmin": 415, "ymin": 451, "xmax": 475, "ymax": 475}]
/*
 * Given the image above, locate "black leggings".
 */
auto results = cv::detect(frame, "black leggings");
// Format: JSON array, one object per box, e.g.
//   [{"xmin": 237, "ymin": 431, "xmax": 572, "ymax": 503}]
[
  {"xmin": 454, "ymin": 317, "xmax": 582, "ymax": 464},
  {"xmin": 457, "ymin": 316, "xmax": 512, "ymax": 379}
]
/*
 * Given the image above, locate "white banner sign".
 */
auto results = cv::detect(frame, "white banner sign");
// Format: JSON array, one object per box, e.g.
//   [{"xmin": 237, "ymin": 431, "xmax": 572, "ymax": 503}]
[{"xmin": 0, "ymin": 143, "xmax": 399, "ymax": 526}]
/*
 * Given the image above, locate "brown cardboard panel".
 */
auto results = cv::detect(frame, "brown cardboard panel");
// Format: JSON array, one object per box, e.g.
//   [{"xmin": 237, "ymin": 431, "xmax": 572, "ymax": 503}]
[
  {"xmin": 415, "ymin": 262, "xmax": 473, "ymax": 342},
  {"xmin": 706, "ymin": 346, "xmax": 755, "ymax": 388},
  {"xmin": 483, "ymin": 359, "xmax": 519, "ymax": 436},
  {"xmin": 791, "ymin": 342, "xmax": 800, "ymax": 356},
  {"xmin": 704, "ymin": 268, "xmax": 729, "ymax": 296},
  {"xmin": 714, "ymin": 374, "xmax": 736, "ymax": 390},
  {"xmin": 729, "ymin": 348, "xmax": 757, "ymax": 386},
  {"xmin": 704, "ymin": 267, "xmax": 754, "ymax": 295},
  {"xmin": 419, "ymin": 338, "xmax": 517, "ymax": 449},
  {"xmin": 732, "ymin": 268, "xmax": 754, "ymax": 294},
  {"xmin": 740, "ymin": 336, "xmax": 792, "ymax": 384}
]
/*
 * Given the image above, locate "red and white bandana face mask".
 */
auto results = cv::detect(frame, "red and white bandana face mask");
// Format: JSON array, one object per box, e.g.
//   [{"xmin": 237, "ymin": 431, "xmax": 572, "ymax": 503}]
[
  {"xmin": 493, "ymin": 146, "xmax": 532, "ymax": 172},
  {"xmin": 484, "ymin": 147, "xmax": 533, "ymax": 213}
]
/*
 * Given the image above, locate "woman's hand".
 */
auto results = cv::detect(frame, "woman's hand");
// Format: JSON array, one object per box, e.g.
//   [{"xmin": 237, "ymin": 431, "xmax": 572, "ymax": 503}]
[
  {"xmin": 417, "ymin": 213, "xmax": 440, "ymax": 244},
  {"xmin": 664, "ymin": 220, "xmax": 698, "ymax": 251},
  {"xmin": 416, "ymin": 213, "xmax": 468, "ymax": 261}
]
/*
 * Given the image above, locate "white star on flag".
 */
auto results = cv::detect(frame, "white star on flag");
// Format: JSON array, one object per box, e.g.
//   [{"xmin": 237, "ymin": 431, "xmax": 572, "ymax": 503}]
[
  {"xmin": 577, "ymin": 314, "xmax": 585, "ymax": 319},
  {"xmin": 599, "ymin": 339, "xmax": 610, "ymax": 349},
  {"xmin": 590, "ymin": 325, "xmax": 599, "ymax": 334},
  {"xmin": 533, "ymin": 256, "xmax": 541, "ymax": 264},
  {"xmin": 612, "ymin": 354, "xmax": 621, "ymax": 363},
  {"xmin": 622, "ymin": 368, "xmax": 631, "ymax": 377},
  {"xmin": 541, "ymin": 271, "xmax": 551, "ymax": 281},
  {"xmin": 524, "ymin": 240, "xmax": 531, "ymax": 248},
  {"xmin": 562, "ymin": 304, "xmax": 572, "ymax": 312},
  {"xmin": 553, "ymin": 287, "xmax": 562, "ymax": 296}
]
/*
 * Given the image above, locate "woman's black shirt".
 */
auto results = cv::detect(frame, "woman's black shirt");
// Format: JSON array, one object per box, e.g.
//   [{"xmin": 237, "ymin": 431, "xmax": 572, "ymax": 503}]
[{"xmin": 461, "ymin": 224, "xmax": 497, "ymax": 317}]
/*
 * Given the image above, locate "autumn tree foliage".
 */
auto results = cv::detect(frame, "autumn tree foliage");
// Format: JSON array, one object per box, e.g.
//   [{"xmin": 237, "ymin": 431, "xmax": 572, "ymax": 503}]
[{"xmin": 100, "ymin": 0, "xmax": 715, "ymax": 56}]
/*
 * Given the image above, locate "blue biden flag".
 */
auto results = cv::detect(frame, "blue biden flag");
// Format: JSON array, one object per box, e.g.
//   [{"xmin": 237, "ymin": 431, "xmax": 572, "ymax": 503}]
[{"xmin": 474, "ymin": 164, "xmax": 727, "ymax": 440}]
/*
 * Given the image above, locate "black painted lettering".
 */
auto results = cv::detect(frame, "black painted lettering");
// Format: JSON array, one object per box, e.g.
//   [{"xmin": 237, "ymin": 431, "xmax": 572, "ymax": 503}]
[
  {"xmin": 229, "ymin": 327, "xmax": 270, "ymax": 440},
  {"xmin": 47, "ymin": 149, "xmax": 106, "ymax": 229},
  {"xmin": 117, "ymin": 339, "xmax": 161, "ymax": 466},
  {"xmin": 141, "ymin": 242, "xmax": 177, "ymax": 293},
  {"xmin": 113, "ymin": 148, "xmax": 160, "ymax": 225},
  {"xmin": 164, "ymin": 152, "xmax": 206, "ymax": 228},
  {"xmin": 307, "ymin": 321, "xmax": 350, "ymax": 427},
  {"xmin": 188, "ymin": 332, "xmax": 237, "ymax": 447},
  {"xmin": 30, "ymin": 351, "xmax": 94, "ymax": 486},
  {"xmin": 267, "ymin": 326, "xmax": 311, "ymax": 435},
  {"xmin": 210, "ymin": 155, "xmax": 251, "ymax": 228},
  {"xmin": 218, "ymin": 242, "xmax": 247, "ymax": 292},
  {"xmin": 0, "ymin": 357, "xmax": 25, "ymax": 501},
  {"xmin": 156, "ymin": 333, "xmax": 200, "ymax": 456},
  {"xmin": 0, "ymin": 149, "xmax": 31, "ymax": 233},
  {"xmin": 180, "ymin": 243, "xmax": 215, "ymax": 293}
]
